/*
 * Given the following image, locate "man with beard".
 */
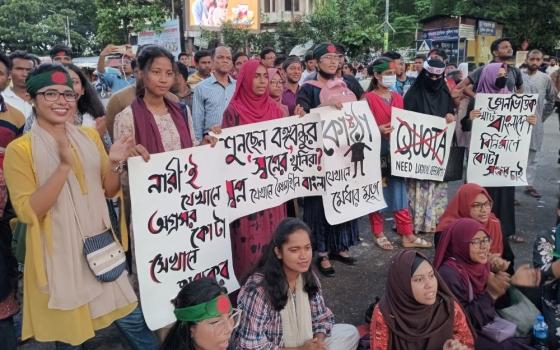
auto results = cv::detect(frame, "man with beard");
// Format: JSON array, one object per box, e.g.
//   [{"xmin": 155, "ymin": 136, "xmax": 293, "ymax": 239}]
[
  {"xmin": 281, "ymin": 56, "xmax": 302, "ymax": 115},
  {"xmin": 522, "ymin": 50, "xmax": 556, "ymax": 199},
  {"xmin": 302, "ymin": 45, "xmax": 363, "ymax": 100},
  {"xmin": 296, "ymin": 43, "xmax": 360, "ymax": 277},
  {"xmin": 457, "ymin": 38, "xmax": 523, "ymax": 97}
]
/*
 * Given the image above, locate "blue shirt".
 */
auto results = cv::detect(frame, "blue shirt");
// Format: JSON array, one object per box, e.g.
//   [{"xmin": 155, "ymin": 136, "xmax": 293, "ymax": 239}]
[
  {"xmin": 393, "ymin": 76, "xmax": 415, "ymax": 96},
  {"xmin": 99, "ymin": 69, "xmax": 136, "ymax": 94},
  {"xmin": 192, "ymin": 74, "xmax": 236, "ymax": 141}
]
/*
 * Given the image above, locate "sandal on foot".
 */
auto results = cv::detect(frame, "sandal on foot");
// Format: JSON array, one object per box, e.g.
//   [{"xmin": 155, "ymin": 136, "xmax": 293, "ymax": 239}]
[
  {"xmin": 509, "ymin": 235, "xmax": 525, "ymax": 243},
  {"xmin": 375, "ymin": 236, "xmax": 394, "ymax": 250},
  {"xmin": 402, "ymin": 237, "xmax": 432, "ymax": 248},
  {"xmin": 524, "ymin": 187, "xmax": 542, "ymax": 199},
  {"xmin": 330, "ymin": 252, "xmax": 357, "ymax": 265},
  {"xmin": 316, "ymin": 256, "xmax": 335, "ymax": 276}
]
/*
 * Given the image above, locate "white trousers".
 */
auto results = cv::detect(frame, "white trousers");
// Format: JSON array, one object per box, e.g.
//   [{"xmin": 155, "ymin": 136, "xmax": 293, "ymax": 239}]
[
  {"xmin": 325, "ymin": 324, "xmax": 360, "ymax": 350},
  {"xmin": 526, "ymin": 149, "xmax": 538, "ymax": 186}
]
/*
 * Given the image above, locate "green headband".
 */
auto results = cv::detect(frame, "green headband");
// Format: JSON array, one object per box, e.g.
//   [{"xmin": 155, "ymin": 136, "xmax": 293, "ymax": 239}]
[
  {"xmin": 372, "ymin": 60, "xmax": 395, "ymax": 73},
  {"xmin": 174, "ymin": 294, "xmax": 232, "ymax": 322},
  {"xmin": 26, "ymin": 70, "xmax": 73, "ymax": 96}
]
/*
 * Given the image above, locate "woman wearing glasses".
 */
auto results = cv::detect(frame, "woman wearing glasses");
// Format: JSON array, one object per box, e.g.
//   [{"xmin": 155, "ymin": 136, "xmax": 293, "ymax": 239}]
[
  {"xmin": 162, "ymin": 278, "xmax": 239, "ymax": 350},
  {"xmin": 4, "ymin": 64, "xmax": 157, "ymax": 348},
  {"xmin": 436, "ymin": 183, "xmax": 511, "ymax": 273},
  {"xmin": 434, "ymin": 218, "xmax": 539, "ymax": 349},
  {"xmin": 267, "ymin": 68, "xmax": 289, "ymax": 116},
  {"xmin": 233, "ymin": 217, "xmax": 360, "ymax": 349}
]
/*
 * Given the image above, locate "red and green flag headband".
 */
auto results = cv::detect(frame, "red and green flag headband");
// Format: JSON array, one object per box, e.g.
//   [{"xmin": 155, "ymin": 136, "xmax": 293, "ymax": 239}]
[
  {"xmin": 372, "ymin": 59, "xmax": 397, "ymax": 73},
  {"xmin": 174, "ymin": 294, "xmax": 232, "ymax": 322},
  {"xmin": 26, "ymin": 70, "xmax": 73, "ymax": 96}
]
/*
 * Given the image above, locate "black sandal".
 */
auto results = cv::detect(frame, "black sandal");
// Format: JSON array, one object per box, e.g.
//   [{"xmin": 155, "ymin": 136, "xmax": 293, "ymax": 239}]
[{"xmin": 316, "ymin": 256, "xmax": 335, "ymax": 276}]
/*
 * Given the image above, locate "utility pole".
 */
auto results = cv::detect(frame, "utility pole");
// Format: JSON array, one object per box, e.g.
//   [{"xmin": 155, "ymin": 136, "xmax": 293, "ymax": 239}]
[
  {"xmin": 66, "ymin": 16, "xmax": 71, "ymax": 48},
  {"xmin": 383, "ymin": 0, "xmax": 395, "ymax": 51}
]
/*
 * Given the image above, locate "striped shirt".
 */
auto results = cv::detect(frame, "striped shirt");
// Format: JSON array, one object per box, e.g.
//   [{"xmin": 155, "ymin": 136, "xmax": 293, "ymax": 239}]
[
  {"xmin": 233, "ymin": 273, "xmax": 334, "ymax": 350},
  {"xmin": 191, "ymin": 74, "xmax": 236, "ymax": 141}
]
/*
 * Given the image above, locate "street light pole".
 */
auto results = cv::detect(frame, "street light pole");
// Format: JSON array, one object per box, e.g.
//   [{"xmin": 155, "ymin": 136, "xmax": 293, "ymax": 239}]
[
  {"xmin": 383, "ymin": 0, "xmax": 395, "ymax": 51},
  {"xmin": 66, "ymin": 16, "xmax": 71, "ymax": 48}
]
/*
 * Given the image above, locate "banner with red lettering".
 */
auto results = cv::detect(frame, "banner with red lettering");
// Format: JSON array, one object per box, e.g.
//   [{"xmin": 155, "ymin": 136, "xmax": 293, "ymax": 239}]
[
  {"xmin": 313, "ymin": 101, "xmax": 386, "ymax": 224},
  {"xmin": 217, "ymin": 114, "xmax": 324, "ymax": 221},
  {"xmin": 390, "ymin": 107, "xmax": 455, "ymax": 181},
  {"xmin": 467, "ymin": 93, "xmax": 537, "ymax": 187},
  {"xmin": 128, "ymin": 146, "xmax": 239, "ymax": 330}
]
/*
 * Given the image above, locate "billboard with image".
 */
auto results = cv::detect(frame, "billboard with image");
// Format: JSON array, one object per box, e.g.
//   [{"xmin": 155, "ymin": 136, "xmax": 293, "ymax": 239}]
[{"xmin": 187, "ymin": 0, "xmax": 259, "ymax": 30}]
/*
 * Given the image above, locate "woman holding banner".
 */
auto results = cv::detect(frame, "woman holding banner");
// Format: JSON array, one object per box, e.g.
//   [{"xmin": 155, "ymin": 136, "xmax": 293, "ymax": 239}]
[
  {"xmin": 363, "ymin": 57, "xmax": 431, "ymax": 250},
  {"xmin": 221, "ymin": 60, "xmax": 288, "ymax": 281},
  {"xmin": 403, "ymin": 59, "xmax": 456, "ymax": 235},
  {"xmin": 4, "ymin": 64, "xmax": 158, "ymax": 348},
  {"xmin": 463, "ymin": 63, "xmax": 537, "ymax": 261}
]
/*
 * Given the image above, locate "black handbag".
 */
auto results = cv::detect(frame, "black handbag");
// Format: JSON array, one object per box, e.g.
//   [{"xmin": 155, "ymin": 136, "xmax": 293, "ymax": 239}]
[{"xmin": 443, "ymin": 138, "xmax": 465, "ymax": 182}]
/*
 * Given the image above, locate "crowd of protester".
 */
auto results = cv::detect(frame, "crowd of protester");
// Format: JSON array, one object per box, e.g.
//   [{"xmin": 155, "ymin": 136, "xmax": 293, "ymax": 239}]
[{"xmin": 0, "ymin": 37, "xmax": 559, "ymax": 350}]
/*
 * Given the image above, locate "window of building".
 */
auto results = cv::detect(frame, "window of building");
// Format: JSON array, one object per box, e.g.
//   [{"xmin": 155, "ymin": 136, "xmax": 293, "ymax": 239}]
[
  {"xmin": 263, "ymin": 0, "xmax": 276, "ymax": 13},
  {"xmin": 285, "ymin": 0, "xmax": 300, "ymax": 11}
]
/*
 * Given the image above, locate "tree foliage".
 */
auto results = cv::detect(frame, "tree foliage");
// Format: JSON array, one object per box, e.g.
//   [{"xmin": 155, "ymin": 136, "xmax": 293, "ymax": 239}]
[
  {"xmin": 431, "ymin": 0, "xmax": 560, "ymax": 53},
  {"xmin": 95, "ymin": 0, "xmax": 170, "ymax": 46},
  {"xmin": 0, "ymin": 0, "xmax": 96, "ymax": 55}
]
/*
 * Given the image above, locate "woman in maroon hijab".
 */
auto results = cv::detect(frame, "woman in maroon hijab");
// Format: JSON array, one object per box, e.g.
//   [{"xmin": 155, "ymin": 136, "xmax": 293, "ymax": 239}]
[
  {"xmin": 434, "ymin": 218, "xmax": 538, "ymax": 349},
  {"xmin": 371, "ymin": 250, "xmax": 474, "ymax": 350},
  {"xmin": 222, "ymin": 60, "xmax": 288, "ymax": 280}
]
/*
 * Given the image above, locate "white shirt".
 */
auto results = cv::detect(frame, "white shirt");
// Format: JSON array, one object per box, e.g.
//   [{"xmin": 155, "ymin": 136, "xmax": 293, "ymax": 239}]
[
  {"xmin": 299, "ymin": 69, "xmax": 315, "ymax": 85},
  {"xmin": 2, "ymin": 87, "xmax": 32, "ymax": 119},
  {"xmin": 546, "ymin": 65, "xmax": 559, "ymax": 75}
]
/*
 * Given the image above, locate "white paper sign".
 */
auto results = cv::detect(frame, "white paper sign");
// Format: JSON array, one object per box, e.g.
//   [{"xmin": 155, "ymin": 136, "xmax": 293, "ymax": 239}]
[
  {"xmin": 313, "ymin": 101, "xmax": 386, "ymax": 225},
  {"xmin": 217, "ymin": 115, "xmax": 325, "ymax": 221},
  {"xmin": 390, "ymin": 107, "xmax": 455, "ymax": 181},
  {"xmin": 128, "ymin": 146, "xmax": 239, "ymax": 330},
  {"xmin": 467, "ymin": 93, "xmax": 537, "ymax": 187}
]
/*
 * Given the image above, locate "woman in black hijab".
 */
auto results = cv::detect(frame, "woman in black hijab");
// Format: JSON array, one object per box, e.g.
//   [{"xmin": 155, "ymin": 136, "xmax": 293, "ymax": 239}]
[{"xmin": 404, "ymin": 59, "xmax": 456, "ymax": 235}]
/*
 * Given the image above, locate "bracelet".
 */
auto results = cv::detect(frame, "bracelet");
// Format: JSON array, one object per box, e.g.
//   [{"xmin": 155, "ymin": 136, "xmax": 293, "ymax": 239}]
[{"xmin": 111, "ymin": 160, "xmax": 126, "ymax": 174}]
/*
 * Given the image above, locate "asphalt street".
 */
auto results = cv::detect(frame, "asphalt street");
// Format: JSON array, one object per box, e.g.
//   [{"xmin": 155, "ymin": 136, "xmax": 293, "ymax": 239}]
[{"xmin": 19, "ymin": 113, "xmax": 559, "ymax": 349}]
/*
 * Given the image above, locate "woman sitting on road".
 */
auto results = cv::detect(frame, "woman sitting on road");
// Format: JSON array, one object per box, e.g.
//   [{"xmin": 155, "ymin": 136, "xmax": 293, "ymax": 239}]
[
  {"xmin": 436, "ymin": 183, "xmax": 512, "ymax": 274},
  {"xmin": 370, "ymin": 250, "xmax": 474, "ymax": 350},
  {"xmin": 434, "ymin": 218, "xmax": 540, "ymax": 349},
  {"xmin": 233, "ymin": 217, "xmax": 360, "ymax": 350}
]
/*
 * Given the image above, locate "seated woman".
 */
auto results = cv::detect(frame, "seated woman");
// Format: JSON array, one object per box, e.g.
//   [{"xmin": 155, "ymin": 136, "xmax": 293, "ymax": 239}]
[
  {"xmin": 533, "ymin": 223, "xmax": 560, "ymax": 348},
  {"xmin": 233, "ymin": 217, "xmax": 360, "ymax": 349},
  {"xmin": 434, "ymin": 218, "xmax": 538, "ymax": 349},
  {"xmin": 436, "ymin": 183, "xmax": 511, "ymax": 274},
  {"xmin": 370, "ymin": 250, "xmax": 474, "ymax": 350},
  {"xmin": 161, "ymin": 278, "xmax": 239, "ymax": 350}
]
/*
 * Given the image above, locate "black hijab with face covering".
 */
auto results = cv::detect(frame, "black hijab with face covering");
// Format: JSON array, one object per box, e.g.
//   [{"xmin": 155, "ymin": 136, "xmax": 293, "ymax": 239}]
[{"xmin": 404, "ymin": 59, "xmax": 454, "ymax": 118}]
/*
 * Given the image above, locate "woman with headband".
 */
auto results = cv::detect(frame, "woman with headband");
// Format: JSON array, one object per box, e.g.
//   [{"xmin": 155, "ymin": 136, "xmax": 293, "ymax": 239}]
[
  {"xmin": 162, "ymin": 278, "xmax": 239, "ymax": 350},
  {"xmin": 4, "ymin": 64, "xmax": 157, "ymax": 348}
]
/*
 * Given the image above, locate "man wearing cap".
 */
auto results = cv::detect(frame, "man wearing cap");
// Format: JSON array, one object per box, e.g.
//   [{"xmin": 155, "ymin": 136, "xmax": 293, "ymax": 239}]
[
  {"xmin": 281, "ymin": 56, "xmax": 302, "ymax": 115},
  {"xmin": 296, "ymin": 43, "xmax": 360, "ymax": 277},
  {"xmin": 50, "ymin": 43, "xmax": 73, "ymax": 66},
  {"xmin": 302, "ymin": 44, "xmax": 363, "ymax": 101}
]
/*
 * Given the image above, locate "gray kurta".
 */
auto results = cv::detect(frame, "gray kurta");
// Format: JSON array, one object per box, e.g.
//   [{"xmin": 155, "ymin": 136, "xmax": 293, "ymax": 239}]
[{"xmin": 522, "ymin": 71, "xmax": 556, "ymax": 151}]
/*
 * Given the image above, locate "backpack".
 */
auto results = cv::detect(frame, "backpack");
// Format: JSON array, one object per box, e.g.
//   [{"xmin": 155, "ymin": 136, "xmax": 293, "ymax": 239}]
[{"xmin": 304, "ymin": 78, "xmax": 357, "ymax": 107}]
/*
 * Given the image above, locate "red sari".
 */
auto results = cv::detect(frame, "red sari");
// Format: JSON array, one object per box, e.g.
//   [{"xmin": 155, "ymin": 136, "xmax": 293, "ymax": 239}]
[{"xmin": 222, "ymin": 60, "xmax": 287, "ymax": 280}]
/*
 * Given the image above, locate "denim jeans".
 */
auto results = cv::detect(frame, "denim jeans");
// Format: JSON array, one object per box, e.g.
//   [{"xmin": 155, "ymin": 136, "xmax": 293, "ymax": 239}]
[
  {"xmin": 0, "ymin": 316, "xmax": 17, "ymax": 350},
  {"xmin": 55, "ymin": 306, "xmax": 158, "ymax": 350}
]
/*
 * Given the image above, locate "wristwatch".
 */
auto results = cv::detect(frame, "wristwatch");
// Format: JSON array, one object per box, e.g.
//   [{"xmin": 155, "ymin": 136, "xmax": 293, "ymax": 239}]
[{"xmin": 111, "ymin": 160, "xmax": 127, "ymax": 174}]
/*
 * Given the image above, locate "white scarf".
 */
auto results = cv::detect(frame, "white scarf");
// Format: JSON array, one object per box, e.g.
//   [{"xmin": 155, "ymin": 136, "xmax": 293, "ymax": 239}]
[{"xmin": 281, "ymin": 274, "xmax": 314, "ymax": 347}]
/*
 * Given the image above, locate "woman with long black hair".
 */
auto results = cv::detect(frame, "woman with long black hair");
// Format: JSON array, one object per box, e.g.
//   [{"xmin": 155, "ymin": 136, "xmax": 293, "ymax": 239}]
[
  {"xmin": 233, "ymin": 217, "xmax": 359, "ymax": 349},
  {"xmin": 161, "ymin": 278, "xmax": 239, "ymax": 350}
]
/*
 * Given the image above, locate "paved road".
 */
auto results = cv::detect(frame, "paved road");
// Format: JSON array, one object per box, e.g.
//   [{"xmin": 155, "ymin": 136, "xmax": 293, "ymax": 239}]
[{"xmin": 19, "ymin": 114, "xmax": 559, "ymax": 349}]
